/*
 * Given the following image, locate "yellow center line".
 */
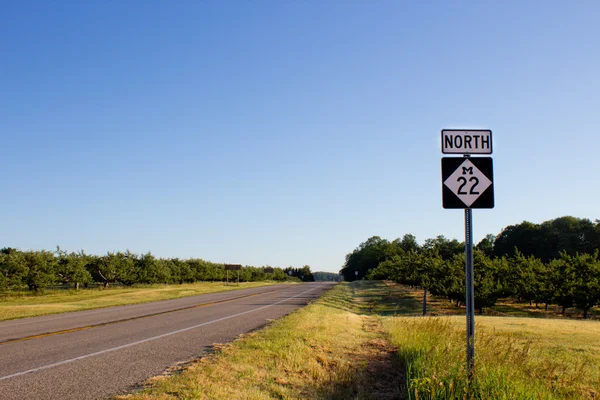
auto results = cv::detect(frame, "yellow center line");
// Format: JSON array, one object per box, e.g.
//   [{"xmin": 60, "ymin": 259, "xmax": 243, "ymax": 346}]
[{"xmin": 0, "ymin": 287, "xmax": 289, "ymax": 345}]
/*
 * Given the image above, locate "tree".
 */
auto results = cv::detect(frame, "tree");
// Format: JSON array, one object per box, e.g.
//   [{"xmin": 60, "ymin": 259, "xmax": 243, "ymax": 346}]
[
  {"xmin": 22, "ymin": 251, "xmax": 57, "ymax": 291},
  {"xmin": 494, "ymin": 217, "xmax": 600, "ymax": 261},
  {"xmin": 440, "ymin": 255, "xmax": 466, "ymax": 306},
  {"xmin": 549, "ymin": 254, "xmax": 576, "ymax": 314},
  {"xmin": 476, "ymin": 234, "xmax": 496, "ymax": 258},
  {"xmin": 494, "ymin": 221, "xmax": 542, "ymax": 259},
  {"xmin": 341, "ymin": 236, "xmax": 401, "ymax": 281},
  {"xmin": 569, "ymin": 251, "xmax": 600, "ymax": 319},
  {"xmin": 506, "ymin": 251, "xmax": 545, "ymax": 305},
  {"xmin": 473, "ymin": 251, "xmax": 505, "ymax": 314},
  {"xmin": 114, "ymin": 251, "xmax": 138, "ymax": 286},
  {"xmin": 534, "ymin": 261, "xmax": 557, "ymax": 311},
  {"xmin": 423, "ymin": 235, "xmax": 463, "ymax": 261},
  {"xmin": 188, "ymin": 259, "xmax": 223, "ymax": 282},
  {"xmin": 271, "ymin": 268, "xmax": 287, "ymax": 281},
  {"xmin": 419, "ymin": 251, "xmax": 446, "ymax": 296},
  {"xmin": 88, "ymin": 253, "xmax": 120, "ymax": 288},
  {"xmin": 397, "ymin": 234, "xmax": 421, "ymax": 253},
  {"xmin": 55, "ymin": 247, "xmax": 92, "ymax": 289},
  {"xmin": 313, "ymin": 271, "xmax": 343, "ymax": 282},
  {"xmin": 300, "ymin": 265, "xmax": 315, "ymax": 282},
  {"xmin": 0, "ymin": 249, "xmax": 27, "ymax": 290},
  {"xmin": 136, "ymin": 252, "xmax": 170, "ymax": 284},
  {"xmin": 540, "ymin": 217, "xmax": 599, "ymax": 259},
  {"xmin": 169, "ymin": 258, "xmax": 195, "ymax": 284}
]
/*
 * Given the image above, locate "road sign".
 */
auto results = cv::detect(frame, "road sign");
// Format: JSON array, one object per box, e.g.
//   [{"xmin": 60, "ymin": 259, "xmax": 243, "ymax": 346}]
[
  {"xmin": 442, "ymin": 157, "xmax": 494, "ymax": 209},
  {"xmin": 264, "ymin": 267, "xmax": 274, "ymax": 274},
  {"xmin": 442, "ymin": 130, "xmax": 492, "ymax": 155},
  {"xmin": 224, "ymin": 264, "xmax": 242, "ymax": 286},
  {"xmin": 440, "ymin": 130, "xmax": 495, "ymax": 377}
]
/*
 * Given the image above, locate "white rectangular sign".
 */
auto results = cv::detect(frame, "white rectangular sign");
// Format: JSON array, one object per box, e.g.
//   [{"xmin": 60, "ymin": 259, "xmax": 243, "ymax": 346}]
[{"xmin": 441, "ymin": 130, "xmax": 492, "ymax": 154}]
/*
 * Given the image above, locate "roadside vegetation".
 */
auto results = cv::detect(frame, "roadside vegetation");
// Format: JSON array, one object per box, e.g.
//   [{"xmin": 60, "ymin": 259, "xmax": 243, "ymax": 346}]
[
  {"xmin": 341, "ymin": 216, "xmax": 600, "ymax": 319},
  {"xmin": 119, "ymin": 281, "xmax": 600, "ymax": 400},
  {"xmin": 0, "ymin": 247, "xmax": 319, "ymax": 321},
  {"xmin": 0, "ymin": 246, "xmax": 314, "ymax": 293},
  {"xmin": 378, "ymin": 282, "xmax": 600, "ymax": 399},
  {"xmin": 120, "ymin": 282, "xmax": 404, "ymax": 400}
]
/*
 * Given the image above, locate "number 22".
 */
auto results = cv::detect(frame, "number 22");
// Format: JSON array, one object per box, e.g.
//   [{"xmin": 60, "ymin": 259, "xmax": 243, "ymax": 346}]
[{"xmin": 457, "ymin": 177, "xmax": 479, "ymax": 195}]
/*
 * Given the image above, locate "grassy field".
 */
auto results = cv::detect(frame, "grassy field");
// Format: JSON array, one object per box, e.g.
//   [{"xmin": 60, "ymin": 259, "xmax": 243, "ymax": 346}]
[
  {"xmin": 381, "ymin": 281, "xmax": 600, "ymax": 320},
  {"xmin": 385, "ymin": 316, "xmax": 600, "ymax": 399},
  {"xmin": 354, "ymin": 281, "xmax": 600, "ymax": 398},
  {"xmin": 118, "ymin": 281, "xmax": 600, "ymax": 399},
  {"xmin": 0, "ymin": 281, "xmax": 286, "ymax": 321}
]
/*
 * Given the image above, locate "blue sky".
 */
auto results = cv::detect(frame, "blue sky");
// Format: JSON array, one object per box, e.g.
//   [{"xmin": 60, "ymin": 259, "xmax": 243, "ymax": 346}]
[{"xmin": 1, "ymin": 1, "xmax": 599, "ymax": 272}]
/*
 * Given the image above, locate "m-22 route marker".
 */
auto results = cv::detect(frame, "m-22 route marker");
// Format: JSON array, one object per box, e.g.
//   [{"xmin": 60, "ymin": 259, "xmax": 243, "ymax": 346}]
[
  {"xmin": 440, "ymin": 129, "xmax": 494, "ymax": 378},
  {"xmin": 442, "ymin": 157, "xmax": 494, "ymax": 209}
]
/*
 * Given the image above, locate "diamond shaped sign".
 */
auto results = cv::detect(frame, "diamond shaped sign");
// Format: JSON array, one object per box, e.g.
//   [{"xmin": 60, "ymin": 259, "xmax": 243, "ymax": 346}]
[
  {"xmin": 444, "ymin": 159, "xmax": 491, "ymax": 207},
  {"xmin": 442, "ymin": 157, "xmax": 494, "ymax": 209}
]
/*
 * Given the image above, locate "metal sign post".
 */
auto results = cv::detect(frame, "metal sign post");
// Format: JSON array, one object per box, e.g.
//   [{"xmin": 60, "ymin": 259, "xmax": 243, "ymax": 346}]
[
  {"xmin": 465, "ymin": 207, "xmax": 475, "ymax": 375},
  {"xmin": 441, "ymin": 129, "xmax": 495, "ymax": 379}
]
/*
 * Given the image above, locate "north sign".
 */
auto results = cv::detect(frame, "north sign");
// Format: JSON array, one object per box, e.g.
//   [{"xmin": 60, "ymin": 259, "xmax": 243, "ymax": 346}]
[
  {"xmin": 442, "ymin": 157, "xmax": 494, "ymax": 209},
  {"xmin": 441, "ymin": 129, "xmax": 492, "ymax": 155}
]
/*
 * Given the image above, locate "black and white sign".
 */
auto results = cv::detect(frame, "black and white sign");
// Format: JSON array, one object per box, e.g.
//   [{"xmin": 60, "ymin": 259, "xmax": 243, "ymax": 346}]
[
  {"xmin": 442, "ymin": 130, "xmax": 492, "ymax": 155},
  {"xmin": 441, "ymin": 157, "xmax": 494, "ymax": 209}
]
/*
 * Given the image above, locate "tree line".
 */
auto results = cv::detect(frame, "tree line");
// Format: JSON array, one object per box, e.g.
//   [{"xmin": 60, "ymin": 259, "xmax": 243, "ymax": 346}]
[
  {"xmin": 313, "ymin": 271, "xmax": 343, "ymax": 282},
  {"xmin": 340, "ymin": 216, "xmax": 600, "ymax": 319},
  {"xmin": 0, "ymin": 247, "xmax": 309, "ymax": 291}
]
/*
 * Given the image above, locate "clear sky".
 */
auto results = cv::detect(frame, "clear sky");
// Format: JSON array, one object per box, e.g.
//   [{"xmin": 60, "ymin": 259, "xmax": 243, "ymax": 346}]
[{"xmin": 1, "ymin": 1, "xmax": 599, "ymax": 273}]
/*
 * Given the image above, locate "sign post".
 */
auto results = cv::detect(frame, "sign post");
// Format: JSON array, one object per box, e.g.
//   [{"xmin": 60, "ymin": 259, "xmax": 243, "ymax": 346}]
[
  {"xmin": 224, "ymin": 264, "xmax": 242, "ymax": 286},
  {"xmin": 465, "ymin": 207, "xmax": 475, "ymax": 374},
  {"xmin": 441, "ymin": 129, "xmax": 494, "ymax": 378}
]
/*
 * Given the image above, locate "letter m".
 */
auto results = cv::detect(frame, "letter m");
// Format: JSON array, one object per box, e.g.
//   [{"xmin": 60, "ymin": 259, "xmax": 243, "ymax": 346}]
[{"xmin": 462, "ymin": 167, "xmax": 473, "ymax": 175}]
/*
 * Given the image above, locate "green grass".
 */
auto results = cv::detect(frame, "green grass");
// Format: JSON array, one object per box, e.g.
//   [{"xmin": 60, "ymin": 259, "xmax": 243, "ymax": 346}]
[
  {"xmin": 385, "ymin": 316, "xmax": 600, "ymax": 399},
  {"xmin": 0, "ymin": 281, "xmax": 288, "ymax": 321},
  {"xmin": 119, "ymin": 282, "xmax": 402, "ymax": 400},
  {"xmin": 118, "ymin": 281, "xmax": 600, "ymax": 399},
  {"xmin": 367, "ymin": 282, "xmax": 600, "ymax": 399}
]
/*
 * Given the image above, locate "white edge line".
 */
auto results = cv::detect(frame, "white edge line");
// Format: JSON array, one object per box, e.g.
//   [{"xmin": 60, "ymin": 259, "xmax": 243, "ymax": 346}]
[
  {"xmin": 0, "ymin": 287, "xmax": 318, "ymax": 381},
  {"xmin": 0, "ymin": 285, "xmax": 286, "ymax": 328}
]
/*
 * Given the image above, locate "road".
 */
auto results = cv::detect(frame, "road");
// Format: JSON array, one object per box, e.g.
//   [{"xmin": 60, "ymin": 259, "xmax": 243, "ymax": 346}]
[{"xmin": 0, "ymin": 283, "xmax": 333, "ymax": 400}]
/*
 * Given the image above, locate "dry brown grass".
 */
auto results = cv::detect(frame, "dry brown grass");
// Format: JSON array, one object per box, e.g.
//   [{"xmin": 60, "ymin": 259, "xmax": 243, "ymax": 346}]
[{"xmin": 118, "ymin": 283, "xmax": 403, "ymax": 400}]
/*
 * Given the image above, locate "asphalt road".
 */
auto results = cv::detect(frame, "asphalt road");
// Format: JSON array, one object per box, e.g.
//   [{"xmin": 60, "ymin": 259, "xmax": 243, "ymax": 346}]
[{"xmin": 0, "ymin": 283, "xmax": 333, "ymax": 400}]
